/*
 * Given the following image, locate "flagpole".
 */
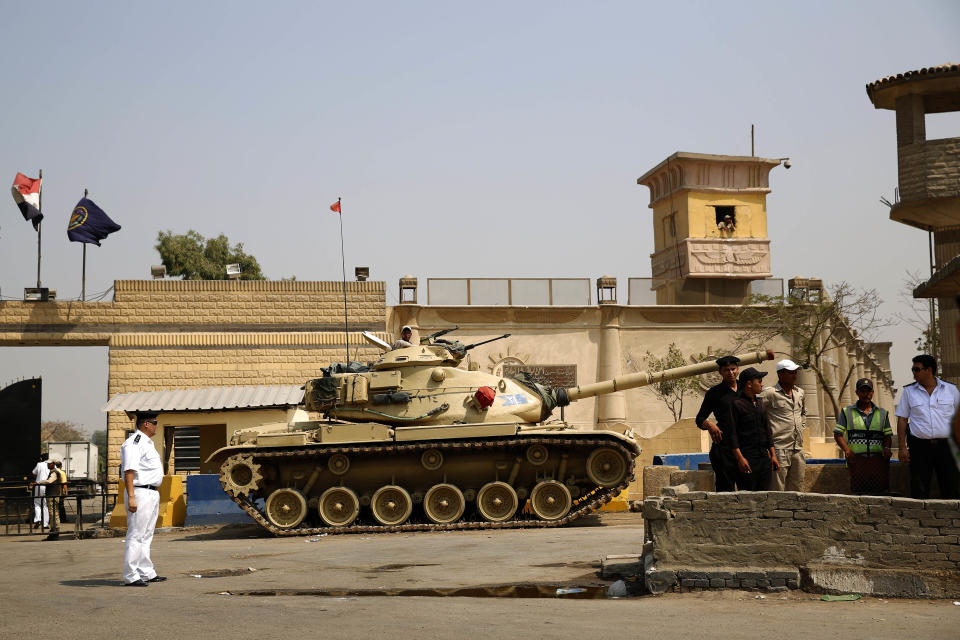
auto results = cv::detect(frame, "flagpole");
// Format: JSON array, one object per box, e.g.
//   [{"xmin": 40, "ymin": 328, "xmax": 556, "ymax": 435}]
[
  {"xmin": 81, "ymin": 188, "xmax": 88, "ymax": 301},
  {"xmin": 36, "ymin": 169, "xmax": 42, "ymax": 288},
  {"xmin": 337, "ymin": 197, "xmax": 349, "ymax": 362}
]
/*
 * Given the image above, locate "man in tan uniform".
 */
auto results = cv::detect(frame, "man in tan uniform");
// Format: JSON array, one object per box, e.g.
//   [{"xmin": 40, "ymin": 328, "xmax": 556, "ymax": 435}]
[{"xmin": 759, "ymin": 359, "xmax": 806, "ymax": 491}]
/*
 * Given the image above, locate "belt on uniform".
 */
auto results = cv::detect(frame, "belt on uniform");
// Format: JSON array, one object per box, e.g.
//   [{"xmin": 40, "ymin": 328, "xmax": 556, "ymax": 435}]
[{"xmin": 134, "ymin": 485, "xmax": 159, "ymax": 491}]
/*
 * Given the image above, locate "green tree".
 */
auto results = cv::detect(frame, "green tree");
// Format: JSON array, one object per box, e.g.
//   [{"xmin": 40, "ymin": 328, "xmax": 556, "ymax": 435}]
[
  {"xmin": 156, "ymin": 230, "xmax": 265, "ymax": 280},
  {"xmin": 642, "ymin": 343, "xmax": 704, "ymax": 422},
  {"xmin": 91, "ymin": 429, "xmax": 107, "ymax": 479},
  {"xmin": 724, "ymin": 281, "xmax": 890, "ymax": 420},
  {"xmin": 40, "ymin": 420, "xmax": 86, "ymax": 444}
]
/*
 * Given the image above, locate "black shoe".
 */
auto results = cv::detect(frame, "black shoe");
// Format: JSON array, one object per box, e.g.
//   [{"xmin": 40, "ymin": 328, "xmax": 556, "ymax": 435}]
[
  {"xmin": 124, "ymin": 580, "xmax": 149, "ymax": 587},
  {"xmin": 43, "ymin": 534, "xmax": 59, "ymax": 541},
  {"xmin": 146, "ymin": 576, "xmax": 167, "ymax": 583},
  {"xmin": 32, "ymin": 521, "xmax": 39, "ymax": 529}
]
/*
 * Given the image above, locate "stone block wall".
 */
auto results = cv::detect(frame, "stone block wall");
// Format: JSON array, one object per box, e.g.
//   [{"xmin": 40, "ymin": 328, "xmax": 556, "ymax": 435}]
[
  {"xmin": 643, "ymin": 491, "xmax": 960, "ymax": 594},
  {"xmin": 898, "ymin": 138, "xmax": 960, "ymax": 202},
  {"xmin": 645, "ymin": 492, "xmax": 960, "ymax": 570}
]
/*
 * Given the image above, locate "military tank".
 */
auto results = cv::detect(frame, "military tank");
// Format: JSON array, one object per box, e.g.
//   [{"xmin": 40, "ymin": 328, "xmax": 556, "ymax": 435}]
[{"xmin": 209, "ymin": 329, "xmax": 772, "ymax": 536}]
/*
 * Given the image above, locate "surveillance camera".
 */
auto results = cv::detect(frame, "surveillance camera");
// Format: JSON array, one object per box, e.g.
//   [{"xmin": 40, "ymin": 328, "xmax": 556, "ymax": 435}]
[{"xmin": 783, "ymin": 159, "xmax": 791, "ymax": 169}]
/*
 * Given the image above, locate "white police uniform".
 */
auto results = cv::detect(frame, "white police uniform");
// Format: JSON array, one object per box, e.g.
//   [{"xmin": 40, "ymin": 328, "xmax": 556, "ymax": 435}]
[
  {"xmin": 121, "ymin": 429, "xmax": 163, "ymax": 584},
  {"xmin": 31, "ymin": 459, "xmax": 49, "ymax": 526}
]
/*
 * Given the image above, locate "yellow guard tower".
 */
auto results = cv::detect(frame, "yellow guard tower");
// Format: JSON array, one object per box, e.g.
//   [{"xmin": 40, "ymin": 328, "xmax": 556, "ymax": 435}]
[{"xmin": 637, "ymin": 152, "xmax": 787, "ymax": 304}]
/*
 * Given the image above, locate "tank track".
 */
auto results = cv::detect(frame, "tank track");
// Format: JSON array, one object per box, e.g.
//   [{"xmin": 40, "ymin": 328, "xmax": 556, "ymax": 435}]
[{"xmin": 227, "ymin": 433, "xmax": 637, "ymax": 536}]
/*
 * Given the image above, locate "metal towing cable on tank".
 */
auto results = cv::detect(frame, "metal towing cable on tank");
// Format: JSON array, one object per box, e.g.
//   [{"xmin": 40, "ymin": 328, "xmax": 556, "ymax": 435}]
[{"xmin": 209, "ymin": 329, "xmax": 773, "ymax": 535}]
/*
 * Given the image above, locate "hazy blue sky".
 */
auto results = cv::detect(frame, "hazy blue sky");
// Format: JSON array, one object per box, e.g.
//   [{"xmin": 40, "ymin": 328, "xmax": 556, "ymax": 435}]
[{"xmin": 2, "ymin": 1, "xmax": 959, "ymax": 433}]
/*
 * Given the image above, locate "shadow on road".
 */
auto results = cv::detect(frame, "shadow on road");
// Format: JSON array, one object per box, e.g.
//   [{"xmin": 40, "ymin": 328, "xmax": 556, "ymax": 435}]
[
  {"xmin": 60, "ymin": 578, "xmax": 124, "ymax": 588},
  {"xmin": 171, "ymin": 525, "xmax": 271, "ymax": 542}
]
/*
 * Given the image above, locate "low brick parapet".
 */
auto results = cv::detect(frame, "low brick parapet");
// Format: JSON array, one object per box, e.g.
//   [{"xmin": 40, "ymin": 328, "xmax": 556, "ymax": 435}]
[{"xmin": 642, "ymin": 491, "xmax": 960, "ymax": 596}]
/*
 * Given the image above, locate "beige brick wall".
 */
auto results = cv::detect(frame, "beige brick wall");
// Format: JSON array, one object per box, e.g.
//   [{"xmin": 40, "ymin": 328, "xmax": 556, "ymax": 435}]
[
  {"xmin": 0, "ymin": 279, "xmax": 386, "ymax": 345},
  {"xmin": 0, "ymin": 280, "xmax": 387, "ymax": 476},
  {"xmin": 897, "ymin": 138, "xmax": 960, "ymax": 203}
]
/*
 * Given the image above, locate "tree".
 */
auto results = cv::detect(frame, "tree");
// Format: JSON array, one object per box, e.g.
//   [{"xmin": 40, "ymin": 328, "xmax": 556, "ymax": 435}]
[
  {"xmin": 41, "ymin": 420, "xmax": 86, "ymax": 444},
  {"xmin": 724, "ymin": 281, "xmax": 890, "ymax": 420},
  {"xmin": 896, "ymin": 269, "xmax": 940, "ymax": 361},
  {"xmin": 91, "ymin": 430, "xmax": 107, "ymax": 478},
  {"xmin": 156, "ymin": 230, "xmax": 265, "ymax": 280},
  {"xmin": 641, "ymin": 343, "xmax": 704, "ymax": 422}
]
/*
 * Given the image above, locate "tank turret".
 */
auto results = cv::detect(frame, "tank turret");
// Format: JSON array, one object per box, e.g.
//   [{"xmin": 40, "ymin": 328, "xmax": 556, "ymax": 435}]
[{"xmin": 212, "ymin": 330, "xmax": 773, "ymax": 535}]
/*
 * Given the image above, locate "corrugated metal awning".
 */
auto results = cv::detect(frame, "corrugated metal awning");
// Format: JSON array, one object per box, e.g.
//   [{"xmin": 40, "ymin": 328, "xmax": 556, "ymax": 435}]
[{"xmin": 101, "ymin": 384, "xmax": 305, "ymax": 413}]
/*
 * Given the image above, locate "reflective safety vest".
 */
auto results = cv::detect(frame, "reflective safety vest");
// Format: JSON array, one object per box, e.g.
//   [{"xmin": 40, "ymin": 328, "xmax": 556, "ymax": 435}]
[{"xmin": 841, "ymin": 406, "xmax": 888, "ymax": 455}]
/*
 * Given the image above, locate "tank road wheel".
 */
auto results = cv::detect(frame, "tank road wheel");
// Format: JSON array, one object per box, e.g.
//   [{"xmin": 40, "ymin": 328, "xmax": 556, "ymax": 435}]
[
  {"xmin": 318, "ymin": 487, "xmax": 360, "ymax": 527},
  {"xmin": 371, "ymin": 485, "xmax": 413, "ymax": 526},
  {"xmin": 530, "ymin": 481, "xmax": 572, "ymax": 521},
  {"xmin": 476, "ymin": 481, "xmax": 519, "ymax": 522},
  {"xmin": 423, "ymin": 483, "xmax": 465, "ymax": 524},
  {"xmin": 264, "ymin": 488, "xmax": 308, "ymax": 529},
  {"xmin": 585, "ymin": 447, "xmax": 628, "ymax": 488},
  {"xmin": 220, "ymin": 454, "xmax": 263, "ymax": 498}
]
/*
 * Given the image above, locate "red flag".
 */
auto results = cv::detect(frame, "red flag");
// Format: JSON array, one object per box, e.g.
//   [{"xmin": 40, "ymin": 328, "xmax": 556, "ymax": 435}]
[
  {"xmin": 330, "ymin": 200, "xmax": 341, "ymax": 213},
  {"xmin": 11, "ymin": 172, "xmax": 43, "ymax": 230}
]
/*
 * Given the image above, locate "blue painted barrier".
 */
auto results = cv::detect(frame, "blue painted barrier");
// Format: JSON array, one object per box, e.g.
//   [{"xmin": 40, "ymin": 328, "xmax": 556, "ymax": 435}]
[
  {"xmin": 653, "ymin": 454, "xmax": 855, "ymax": 469},
  {"xmin": 185, "ymin": 474, "xmax": 262, "ymax": 526},
  {"xmin": 652, "ymin": 453, "xmax": 710, "ymax": 470}
]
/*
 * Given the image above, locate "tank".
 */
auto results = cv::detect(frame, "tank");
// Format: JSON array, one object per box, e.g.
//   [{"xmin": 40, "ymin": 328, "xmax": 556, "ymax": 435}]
[{"xmin": 209, "ymin": 329, "xmax": 773, "ymax": 535}]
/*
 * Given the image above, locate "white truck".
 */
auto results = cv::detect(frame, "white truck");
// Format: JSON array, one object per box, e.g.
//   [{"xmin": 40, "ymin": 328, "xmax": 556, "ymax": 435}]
[{"xmin": 47, "ymin": 441, "xmax": 99, "ymax": 484}]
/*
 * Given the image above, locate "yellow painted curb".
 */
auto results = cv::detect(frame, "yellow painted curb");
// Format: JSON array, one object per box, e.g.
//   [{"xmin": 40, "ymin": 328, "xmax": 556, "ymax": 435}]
[{"xmin": 599, "ymin": 489, "xmax": 630, "ymax": 512}]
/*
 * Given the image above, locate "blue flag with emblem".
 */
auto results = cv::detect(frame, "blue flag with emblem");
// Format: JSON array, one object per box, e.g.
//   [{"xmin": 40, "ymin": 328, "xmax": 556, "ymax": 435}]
[{"xmin": 67, "ymin": 197, "xmax": 121, "ymax": 246}]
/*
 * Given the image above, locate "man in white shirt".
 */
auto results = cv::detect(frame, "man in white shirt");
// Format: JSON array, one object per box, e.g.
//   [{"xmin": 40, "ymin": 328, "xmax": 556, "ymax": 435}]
[
  {"xmin": 31, "ymin": 452, "xmax": 50, "ymax": 529},
  {"xmin": 121, "ymin": 412, "xmax": 167, "ymax": 587},
  {"xmin": 895, "ymin": 354, "xmax": 960, "ymax": 499},
  {"xmin": 391, "ymin": 325, "xmax": 414, "ymax": 350}
]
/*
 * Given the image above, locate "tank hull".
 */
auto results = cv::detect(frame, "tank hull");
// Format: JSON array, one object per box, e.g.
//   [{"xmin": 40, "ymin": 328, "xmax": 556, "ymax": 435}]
[{"xmin": 215, "ymin": 427, "xmax": 639, "ymax": 536}]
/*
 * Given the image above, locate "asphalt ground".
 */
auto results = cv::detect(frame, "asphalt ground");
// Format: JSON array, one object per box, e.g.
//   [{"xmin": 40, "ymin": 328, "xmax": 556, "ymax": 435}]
[{"xmin": 0, "ymin": 513, "xmax": 957, "ymax": 640}]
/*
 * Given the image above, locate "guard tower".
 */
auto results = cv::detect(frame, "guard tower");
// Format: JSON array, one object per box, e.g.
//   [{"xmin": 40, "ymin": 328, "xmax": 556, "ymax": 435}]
[
  {"xmin": 637, "ymin": 152, "xmax": 786, "ymax": 304},
  {"xmin": 867, "ymin": 63, "xmax": 960, "ymax": 382}
]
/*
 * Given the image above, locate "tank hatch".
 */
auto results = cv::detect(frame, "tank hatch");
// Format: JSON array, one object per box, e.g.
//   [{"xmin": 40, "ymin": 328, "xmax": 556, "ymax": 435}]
[{"xmin": 373, "ymin": 345, "xmax": 460, "ymax": 369}]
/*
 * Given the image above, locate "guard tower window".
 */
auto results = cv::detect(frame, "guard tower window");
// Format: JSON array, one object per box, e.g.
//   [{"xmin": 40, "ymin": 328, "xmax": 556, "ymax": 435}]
[{"xmin": 714, "ymin": 206, "xmax": 736, "ymax": 231}]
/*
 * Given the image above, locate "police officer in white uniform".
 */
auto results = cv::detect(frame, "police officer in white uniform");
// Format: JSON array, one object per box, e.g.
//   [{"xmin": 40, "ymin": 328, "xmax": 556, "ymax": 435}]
[
  {"xmin": 121, "ymin": 412, "xmax": 166, "ymax": 586},
  {"xmin": 31, "ymin": 452, "xmax": 50, "ymax": 528},
  {"xmin": 896, "ymin": 354, "xmax": 960, "ymax": 499}
]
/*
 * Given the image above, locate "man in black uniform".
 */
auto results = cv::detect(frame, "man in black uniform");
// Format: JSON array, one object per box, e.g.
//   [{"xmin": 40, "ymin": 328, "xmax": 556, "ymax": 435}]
[
  {"xmin": 696, "ymin": 355, "xmax": 741, "ymax": 491},
  {"xmin": 723, "ymin": 367, "xmax": 779, "ymax": 491}
]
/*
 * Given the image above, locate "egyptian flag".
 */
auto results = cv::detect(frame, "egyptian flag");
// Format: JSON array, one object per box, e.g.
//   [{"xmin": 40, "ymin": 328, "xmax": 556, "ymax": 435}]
[
  {"xmin": 67, "ymin": 197, "xmax": 121, "ymax": 246},
  {"xmin": 11, "ymin": 173, "xmax": 43, "ymax": 230}
]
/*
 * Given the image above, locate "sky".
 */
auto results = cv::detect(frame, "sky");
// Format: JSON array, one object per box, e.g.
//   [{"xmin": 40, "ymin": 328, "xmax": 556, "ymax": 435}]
[{"xmin": 2, "ymin": 1, "xmax": 959, "ymax": 434}]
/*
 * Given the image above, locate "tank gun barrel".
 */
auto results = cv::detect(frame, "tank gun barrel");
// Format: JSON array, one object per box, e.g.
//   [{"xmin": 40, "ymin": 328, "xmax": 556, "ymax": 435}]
[
  {"xmin": 461, "ymin": 334, "xmax": 511, "ymax": 352},
  {"xmin": 559, "ymin": 349, "xmax": 774, "ymax": 404}
]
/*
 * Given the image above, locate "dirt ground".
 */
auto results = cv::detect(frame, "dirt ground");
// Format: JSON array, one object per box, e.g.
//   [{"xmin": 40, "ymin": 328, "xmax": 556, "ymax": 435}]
[{"xmin": 0, "ymin": 513, "xmax": 956, "ymax": 639}]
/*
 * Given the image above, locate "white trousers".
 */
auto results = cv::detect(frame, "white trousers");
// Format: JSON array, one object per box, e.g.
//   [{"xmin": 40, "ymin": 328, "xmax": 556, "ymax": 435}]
[
  {"xmin": 33, "ymin": 494, "xmax": 49, "ymax": 526},
  {"xmin": 122, "ymin": 488, "xmax": 160, "ymax": 583}
]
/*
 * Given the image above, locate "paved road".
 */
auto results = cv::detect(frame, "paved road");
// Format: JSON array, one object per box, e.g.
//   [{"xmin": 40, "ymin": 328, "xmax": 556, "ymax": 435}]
[{"xmin": 0, "ymin": 514, "xmax": 957, "ymax": 639}]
